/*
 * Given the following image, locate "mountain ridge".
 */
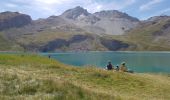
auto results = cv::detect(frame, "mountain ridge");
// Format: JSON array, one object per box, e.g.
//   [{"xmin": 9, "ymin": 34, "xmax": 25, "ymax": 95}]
[
  {"xmin": 0, "ymin": 6, "xmax": 170, "ymax": 52},
  {"xmin": 60, "ymin": 6, "xmax": 140, "ymax": 35},
  {"xmin": 0, "ymin": 11, "xmax": 32, "ymax": 31}
]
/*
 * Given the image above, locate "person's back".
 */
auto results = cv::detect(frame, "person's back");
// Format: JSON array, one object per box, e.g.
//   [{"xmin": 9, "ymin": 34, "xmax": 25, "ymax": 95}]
[{"xmin": 106, "ymin": 62, "xmax": 113, "ymax": 70}]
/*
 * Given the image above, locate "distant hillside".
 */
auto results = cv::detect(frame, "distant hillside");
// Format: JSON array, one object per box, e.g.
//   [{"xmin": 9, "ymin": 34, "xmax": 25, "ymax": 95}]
[
  {"xmin": 0, "ymin": 32, "xmax": 22, "ymax": 51},
  {"xmin": 0, "ymin": 11, "xmax": 32, "ymax": 31},
  {"xmin": 0, "ymin": 7, "xmax": 170, "ymax": 52},
  {"xmin": 61, "ymin": 6, "xmax": 139, "ymax": 35},
  {"xmin": 110, "ymin": 16, "xmax": 170, "ymax": 51},
  {"xmin": 0, "ymin": 7, "xmax": 135, "ymax": 52}
]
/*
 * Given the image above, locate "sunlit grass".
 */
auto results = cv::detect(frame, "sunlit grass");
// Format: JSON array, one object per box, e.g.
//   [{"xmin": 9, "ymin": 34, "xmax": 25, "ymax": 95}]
[{"xmin": 0, "ymin": 54, "xmax": 170, "ymax": 100}]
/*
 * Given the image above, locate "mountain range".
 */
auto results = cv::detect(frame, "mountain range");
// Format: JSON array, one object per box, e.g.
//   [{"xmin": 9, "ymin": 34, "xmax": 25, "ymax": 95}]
[{"xmin": 0, "ymin": 6, "xmax": 170, "ymax": 52}]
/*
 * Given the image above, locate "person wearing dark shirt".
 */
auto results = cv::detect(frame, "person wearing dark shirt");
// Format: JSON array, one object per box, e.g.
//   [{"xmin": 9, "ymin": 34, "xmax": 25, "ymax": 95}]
[
  {"xmin": 48, "ymin": 55, "xmax": 51, "ymax": 59},
  {"xmin": 106, "ymin": 62, "xmax": 113, "ymax": 70}
]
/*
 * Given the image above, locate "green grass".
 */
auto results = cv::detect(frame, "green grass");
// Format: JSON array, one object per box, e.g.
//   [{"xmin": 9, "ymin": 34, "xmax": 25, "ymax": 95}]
[{"xmin": 0, "ymin": 54, "xmax": 170, "ymax": 100}]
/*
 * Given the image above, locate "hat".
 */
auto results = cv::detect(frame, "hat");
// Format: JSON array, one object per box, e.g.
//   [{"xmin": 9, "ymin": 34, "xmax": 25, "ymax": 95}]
[
  {"xmin": 108, "ymin": 60, "xmax": 111, "ymax": 63},
  {"xmin": 121, "ymin": 62, "xmax": 126, "ymax": 65}
]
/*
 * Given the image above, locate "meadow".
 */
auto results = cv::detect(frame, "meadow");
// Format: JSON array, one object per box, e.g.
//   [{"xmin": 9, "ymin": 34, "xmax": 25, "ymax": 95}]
[{"xmin": 0, "ymin": 54, "xmax": 170, "ymax": 100}]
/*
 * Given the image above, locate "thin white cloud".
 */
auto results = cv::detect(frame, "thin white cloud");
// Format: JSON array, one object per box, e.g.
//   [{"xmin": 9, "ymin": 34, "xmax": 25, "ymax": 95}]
[
  {"xmin": 159, "ymin": 8, "xmax": 170, "ymax": 14},
  {"xmin": 5, "ymin": 3, "xmax": 18, "ymax": 8},
  {"xmin": 86, "ymin": 0, "xmax": 136, "ymax": 13},
  {"xmin": 139, "ymin": 7, "xmax": 170, "ymax": 20},
  {"xmin": 35, "ymin": 0, "xmax": 63, "ymax": 5},
  {"xmin": 140, "ymin": 0, "xmax": 163, "ymax": 11},
  {"xmin": 153, "ymin": 8, "xmax": 170, "ymax": 16}
]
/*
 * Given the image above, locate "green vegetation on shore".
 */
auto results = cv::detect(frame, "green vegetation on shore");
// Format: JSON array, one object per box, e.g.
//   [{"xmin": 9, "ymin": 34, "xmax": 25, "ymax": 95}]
[{"xmin": 0, "ymin": 54, "xmax": 170, "ymax": 100}]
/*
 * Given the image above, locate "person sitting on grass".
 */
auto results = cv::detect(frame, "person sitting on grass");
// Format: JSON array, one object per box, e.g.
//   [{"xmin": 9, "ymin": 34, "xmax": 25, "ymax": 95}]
[
  {"xmin": 106, "ymin": 61, "xmax": 114, "ymax": 70},
  {"xmin": 115, "ymin": 65, "xmax": 119, "ymax": 71},
  {"xmin": 120, "ymin": 62, "xmax": 127, "ymax": 72}
]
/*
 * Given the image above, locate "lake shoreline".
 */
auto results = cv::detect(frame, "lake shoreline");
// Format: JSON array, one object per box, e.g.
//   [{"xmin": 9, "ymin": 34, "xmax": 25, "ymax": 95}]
[{"xmin": 1, "ymin": 52, "xmax": 170, "ymax": 73}]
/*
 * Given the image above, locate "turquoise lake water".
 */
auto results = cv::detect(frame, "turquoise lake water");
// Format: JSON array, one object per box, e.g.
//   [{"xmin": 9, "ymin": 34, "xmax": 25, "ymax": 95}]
[{"xmin": 41, "ymin": 52, "xmax": 170, "ymax": 73}]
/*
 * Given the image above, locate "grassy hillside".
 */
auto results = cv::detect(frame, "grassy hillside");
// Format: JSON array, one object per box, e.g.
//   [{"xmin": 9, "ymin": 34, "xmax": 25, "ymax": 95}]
[{"xmin": 0, "ymin": 54, "xmax": 170, "ymax": 100}]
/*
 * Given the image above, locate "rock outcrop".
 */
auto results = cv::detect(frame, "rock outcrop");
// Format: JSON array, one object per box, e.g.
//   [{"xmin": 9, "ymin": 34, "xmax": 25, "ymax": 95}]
[{"xmin": 0, "ymin": 11, "xmax": 32, "ymax": 31}]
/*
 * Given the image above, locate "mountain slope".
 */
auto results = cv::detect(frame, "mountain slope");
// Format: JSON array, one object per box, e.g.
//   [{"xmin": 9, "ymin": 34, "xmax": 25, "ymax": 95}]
[
  {"xmin": 0, "ymin": 11, "xmax": 32, "ymax": 31},
  {"xmin": 110, "ymin": 16, "xmax": 170, "ymax": 51},
  {"xmin": 60, "ymin": 6, "xmax": 139, "ymax": 35},
  {"xmin": 0, "ymin": 7, "xmax": 170, "ymax": 51},
  {"xmin": 0, "ymin": 11, "xmax": 32, "ymax": 51},
  {"xmin": 0, "ymin": 8, "xmax": 133, "ymax": 52},
  {"xmin": 0, "ymin": 32, "xmax": 22, "ymax": 51},
  {"xmin": 0, "ymin": 33, "xmax": 13, "ymax": 50}
]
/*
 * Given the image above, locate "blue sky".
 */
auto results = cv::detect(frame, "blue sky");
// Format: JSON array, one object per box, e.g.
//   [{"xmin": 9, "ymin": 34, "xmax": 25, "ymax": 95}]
[{"xmin": 0, "ymin": 0, "xmax": 170, "ymax": 20}]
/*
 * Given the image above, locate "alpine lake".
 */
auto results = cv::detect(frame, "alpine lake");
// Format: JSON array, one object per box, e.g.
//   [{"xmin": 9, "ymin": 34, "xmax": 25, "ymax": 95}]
[{"xmin": 41, "ymin": 51, "xmax": 170, "ymax": 73}]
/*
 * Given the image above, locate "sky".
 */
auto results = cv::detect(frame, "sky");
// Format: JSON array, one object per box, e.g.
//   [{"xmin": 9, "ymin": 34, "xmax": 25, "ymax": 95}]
[{"xmin": 0, "ymin": 0, "xmax": 170, "ymax": 20}]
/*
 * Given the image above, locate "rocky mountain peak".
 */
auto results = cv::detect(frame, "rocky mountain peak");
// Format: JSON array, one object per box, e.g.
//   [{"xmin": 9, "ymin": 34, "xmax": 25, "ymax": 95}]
[
  {"xmin": 61, "ymin": 6, "xmax": 90, "ymax": 20},
  {"xmin": 0, "ymin": 11, "xmax": 32, "ymax": 30},
  {"xmin": 94, "ymin": 10, "xmax": 139, "ymax": 22},
  {"xmin": 59, "ymin": 7, "xmax": 140, "ymax": 35},
  {"xmin": 94, "ymin": 10, "xmax": 121, "ymax": 17}
]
